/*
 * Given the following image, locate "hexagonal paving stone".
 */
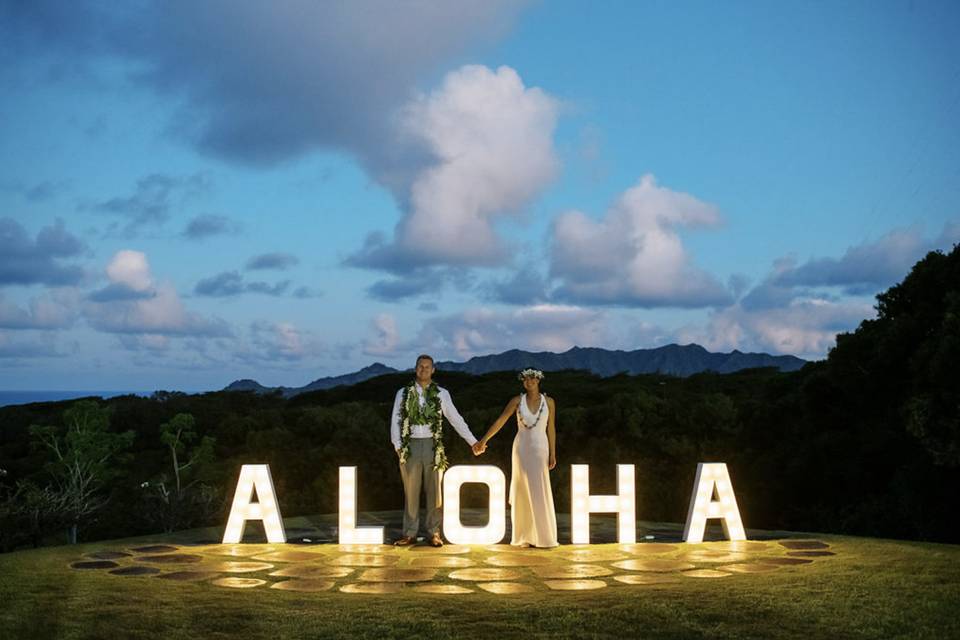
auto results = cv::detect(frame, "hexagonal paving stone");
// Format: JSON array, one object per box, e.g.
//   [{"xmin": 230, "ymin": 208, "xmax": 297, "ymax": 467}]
[
  {"xmin": 612, "ymin": 559, "xmax": 695, "ymax": 572},
  {"xmin": 270, "ymin": 579, "xmax": 335, "ymax": 592},
  {"xmin": 449, "ymin": 568, "xmax": 522, "ymax": 582},
  {"xmin": 485, "ymin": 554, "xmax": 553, "ymax": 567},
  {"xmin": 619, "ymin": 544, "xmax": 679, "ymax": 555},
  {"xmin": 413, "ymin": 584, "xmax": 474, "ymax": 594},
  {"xmin": 533, "ymin": 564, "xmax": 614, "ymax": 579},
  {"xmin": 134, "ymin": 554, "xmax": 204, "ymax": 564},
  {"xmin": 109, "ymin": 566, "xmax": 161, "ymax": 576},
  {"xmin": 71, "ymin": 560, "xmax": 120, "ymax": 570},
  {"xmin": 477, "ymin": 582, "xmax": 536, "ymax": 594},
  {"xmin": 613, "ymin": 574, "xmax": 682, "ymax": 585},
  {"xmin": 328, "ymin": 554, "xmax": 400, "ymax": 567},
  {"xmin": 681, "ymin": 569, "xmax": 731, "ymax": 578},
  {"xmin": 358, "ymin": 568, "xmax": 436, "ymax": 582},
  {"xmin": 543, "ymin": 579, "xmax": 607, "ymax": 591},
  {"xmin": 212, "ymin": 577, "xmax": 266, "ymax": 588},
  {"xmin": 719, "ymin": 563, "xmax": 781, "ymax": 573},
  {"xmin": 788, "ymin": 550, "xmax": 835, "ymax": 557},
  {"xmin": 155, "ymin": 571, "xmax": 221, "ymax": 582},
  {"xmin": 269, "ymin": 565, "xmax": 354, "ymax": 578},
  {"xmin": 408, "ymin": 556, "xmax": 475, "ymax": 568},
  {"xmin": 340, "ymin": 583, "xmax": 403, "ymax": 594},
  {"xmin": 779, "ymin": 540, "xmax": 830, "ymax": 550},
  {"xmin": 208, "ymin": 561, "xmax": 275, "ymax": 573}
]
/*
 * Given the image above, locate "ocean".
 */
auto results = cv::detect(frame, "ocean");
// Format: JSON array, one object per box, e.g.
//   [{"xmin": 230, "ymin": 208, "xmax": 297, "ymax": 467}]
[{"xmin": 0, "ymin": 391, "xmax": 153, "ymax": 408}]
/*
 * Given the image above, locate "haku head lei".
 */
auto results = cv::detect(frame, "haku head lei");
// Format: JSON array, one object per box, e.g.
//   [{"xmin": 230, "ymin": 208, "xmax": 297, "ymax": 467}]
[{"xmin": 518, "ymin": 368, "xmax": 545, "ymax": 381}]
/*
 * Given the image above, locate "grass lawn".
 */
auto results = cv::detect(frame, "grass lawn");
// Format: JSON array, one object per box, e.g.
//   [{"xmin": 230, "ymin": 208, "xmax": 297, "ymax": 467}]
[{"xmin": 1, "ymin": 517, "xmax": 958, "ymax": 640}]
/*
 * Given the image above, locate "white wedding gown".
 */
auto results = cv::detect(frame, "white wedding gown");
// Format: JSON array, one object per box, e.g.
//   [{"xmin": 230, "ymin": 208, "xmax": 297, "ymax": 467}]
[{"xmin": 510, "ymin": 393, "xmax": 558, "ymax": 547}]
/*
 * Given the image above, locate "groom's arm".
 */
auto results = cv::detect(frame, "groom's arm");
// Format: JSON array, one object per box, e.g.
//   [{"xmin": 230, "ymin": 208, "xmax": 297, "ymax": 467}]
[
  {"xmin": 439, "ymin": 389, "xmax": 478, "ymax": 447},
  {"xmin": 390, "ymin": 388, "xmax": 404, "ymax": 452}
]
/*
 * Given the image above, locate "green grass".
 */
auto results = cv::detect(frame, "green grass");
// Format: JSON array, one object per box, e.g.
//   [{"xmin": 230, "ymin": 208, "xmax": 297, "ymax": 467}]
[{"xmin": 1, "ymin": 521, "xmax": 958, "ymax": 640}]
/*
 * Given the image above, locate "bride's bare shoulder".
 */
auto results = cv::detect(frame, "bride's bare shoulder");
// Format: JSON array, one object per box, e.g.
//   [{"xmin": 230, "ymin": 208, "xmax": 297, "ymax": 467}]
[{"xmin": 506, "ymin": 395, "xmax": 521, "ymax": 409}]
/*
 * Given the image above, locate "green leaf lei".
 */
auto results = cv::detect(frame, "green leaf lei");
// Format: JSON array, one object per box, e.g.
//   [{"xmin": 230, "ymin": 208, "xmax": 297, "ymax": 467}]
[{"xmin": 398, "ymin": 381, "xmax": 448, "ymax": 471}]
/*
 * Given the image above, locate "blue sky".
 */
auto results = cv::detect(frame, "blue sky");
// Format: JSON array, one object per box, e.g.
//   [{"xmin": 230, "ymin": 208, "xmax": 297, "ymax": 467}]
[{"xmin": 1, "ymin": 0, "xmax": 958, "ymax": 391}]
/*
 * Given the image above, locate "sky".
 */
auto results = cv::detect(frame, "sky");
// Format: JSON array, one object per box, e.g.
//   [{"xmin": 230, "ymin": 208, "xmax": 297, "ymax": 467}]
[{"xmin": 1, "ymin": 0, "xmax": 958, "ymax": 391}]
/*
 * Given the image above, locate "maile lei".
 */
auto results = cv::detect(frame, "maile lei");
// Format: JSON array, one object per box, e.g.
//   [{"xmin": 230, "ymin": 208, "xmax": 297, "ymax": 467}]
[{"xmin": 398, "ymin": 381, "xmax": 448, "ymax": 471}]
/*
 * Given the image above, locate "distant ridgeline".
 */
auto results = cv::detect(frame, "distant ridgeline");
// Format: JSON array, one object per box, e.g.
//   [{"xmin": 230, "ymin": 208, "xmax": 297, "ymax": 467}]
[{"xmin": 223, "ymin": 344, "xmax": 806, "ymax": 398}]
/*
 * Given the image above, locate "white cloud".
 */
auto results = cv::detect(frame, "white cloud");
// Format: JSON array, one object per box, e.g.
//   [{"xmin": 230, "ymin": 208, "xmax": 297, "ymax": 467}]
[
  {"xmin": 348, "ymin": 65, "xmax": 559, "ymax": 271},
  {"xmin": 118, "ymin": 333, "xmax": 171, "ymax": 353},
  {"xmin": 776, "ymin": 222, "xmax": 960, "ymax": 292},
  {"xmin": 105, "ymin": 249, "xmax": 153, "ymax": 292},
  {"xmin": 85, "ymin": 250, "xmax": 229, "ymax": 337},
  {"xmin": 549, "ymin": 174, "xmax": 732, "ymax": 308},
  {"xmin": 677, "ymin": 297, "xmax": 875, "ymax": 360},
  {"xmin": 364, "ymin": 313, "xmax": 400, "ymax": 356},
  {"xmin": 0, "ymin": 289, "xmax": 79, "ymax": 330},
  {"xmin": 418, "ymin": 304, "xmax": 608, "ymax": 360},
  {"xmin": 238, "ymin": 320, "xmax": 327, "ymax": 363},
  {"xmin": 0, "ymin": 329, "xmax": 71, "ymax": 359}
]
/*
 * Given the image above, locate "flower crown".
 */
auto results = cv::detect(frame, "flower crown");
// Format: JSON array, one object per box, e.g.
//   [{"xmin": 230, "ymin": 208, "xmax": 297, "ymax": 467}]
[{"xmin": 518, "ymin": 368, "xmax": 545, "ymax": 381}]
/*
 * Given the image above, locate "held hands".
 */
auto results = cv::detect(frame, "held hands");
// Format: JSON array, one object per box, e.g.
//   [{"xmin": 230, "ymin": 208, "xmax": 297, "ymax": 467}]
[
  {"xmin": 472, "ymin": 441, "xmax": 487, "ymax": 456},
  {"xmin": 548, "ymin": 454, "xmax": 557, "ymax": 470}
]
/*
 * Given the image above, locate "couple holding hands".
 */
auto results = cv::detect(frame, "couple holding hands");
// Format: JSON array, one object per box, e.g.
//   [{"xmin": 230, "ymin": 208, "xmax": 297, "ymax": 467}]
[{"xmin": 390, "ymin": 354, "xmax": 558, "ymax": 548}]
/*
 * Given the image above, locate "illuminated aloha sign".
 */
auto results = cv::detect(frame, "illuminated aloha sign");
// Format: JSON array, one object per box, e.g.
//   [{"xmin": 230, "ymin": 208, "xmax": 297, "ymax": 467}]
[{"xmin": 222, "ymin": 462, "xmax": 746, "ymax": 545}]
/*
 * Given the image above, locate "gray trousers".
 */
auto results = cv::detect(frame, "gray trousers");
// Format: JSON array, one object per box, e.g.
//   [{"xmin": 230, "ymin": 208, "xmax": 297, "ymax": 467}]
[{"xmin": 400, "ymin": 437, "xmax": 442, "ymax": 537}]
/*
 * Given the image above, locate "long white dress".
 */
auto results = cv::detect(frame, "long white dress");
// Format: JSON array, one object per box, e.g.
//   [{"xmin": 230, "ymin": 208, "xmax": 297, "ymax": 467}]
[{"xmin": 510, "ymin": 393, "xmax": 558, "ymax": 547}]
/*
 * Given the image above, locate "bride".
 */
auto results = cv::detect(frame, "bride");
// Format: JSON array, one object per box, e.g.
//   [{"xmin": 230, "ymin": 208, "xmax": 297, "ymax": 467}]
[{"xmin": 473, "ymin": 369, "xmax": 558, "ymax": 548}]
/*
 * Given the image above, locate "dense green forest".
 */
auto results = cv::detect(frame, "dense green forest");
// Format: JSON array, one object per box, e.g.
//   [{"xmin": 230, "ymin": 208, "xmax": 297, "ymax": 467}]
[{"xmin": 1, "ymin": 245, "xmax": 957, "ymax": 550}]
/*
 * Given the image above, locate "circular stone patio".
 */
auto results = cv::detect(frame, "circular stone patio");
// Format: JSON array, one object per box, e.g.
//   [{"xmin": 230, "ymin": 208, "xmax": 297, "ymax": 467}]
[{"xmin": 68, "ymin": 535, "xmax": 837, "ymax": 596}]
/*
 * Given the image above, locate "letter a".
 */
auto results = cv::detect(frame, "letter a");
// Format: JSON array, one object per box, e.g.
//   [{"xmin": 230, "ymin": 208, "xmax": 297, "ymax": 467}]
[
  {"xmin": 682, "ymin": 463, "xmax": 746, "ymax": 543},
  {"xmin": 222, "ymin": 464, "xmax": 286, "ymax": 544}
]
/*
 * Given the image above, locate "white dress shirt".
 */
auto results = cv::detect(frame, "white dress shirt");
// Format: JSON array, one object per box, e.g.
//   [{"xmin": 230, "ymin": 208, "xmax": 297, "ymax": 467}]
[{"xmin": 390, "ymin": 384, "xmax": 477, "ymax": 451}]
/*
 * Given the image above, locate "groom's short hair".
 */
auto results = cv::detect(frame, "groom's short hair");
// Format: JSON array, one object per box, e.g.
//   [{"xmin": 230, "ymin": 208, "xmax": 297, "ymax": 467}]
[{"xmin": 416, "ymin": 354, "xmax": 435, "ymax": 367}]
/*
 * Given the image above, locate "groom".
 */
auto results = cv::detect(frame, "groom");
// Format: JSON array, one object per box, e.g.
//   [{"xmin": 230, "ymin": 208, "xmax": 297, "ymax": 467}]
[{"xmin": 391, "ymin": 354, "xmax": 478, "ymax": 547}]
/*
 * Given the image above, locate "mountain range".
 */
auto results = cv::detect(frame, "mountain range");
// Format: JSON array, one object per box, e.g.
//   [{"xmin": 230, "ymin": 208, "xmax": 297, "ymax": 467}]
[{"xmin": 223, "ymin": 344, "xmax": 807, "ymax": 398}]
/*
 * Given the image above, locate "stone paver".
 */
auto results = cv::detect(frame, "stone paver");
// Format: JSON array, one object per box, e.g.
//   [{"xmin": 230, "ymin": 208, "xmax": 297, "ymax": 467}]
[
  {"xmin": 271, "ymin": 579, "xmax": 335, "ymax": 592},
  {"xmin": 72, "ymin": 527, "xmax": 837, "ymax": 598},
  {"xmin": 212, "ymin": 577, "xmax": 266, "ymax": 588}
]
